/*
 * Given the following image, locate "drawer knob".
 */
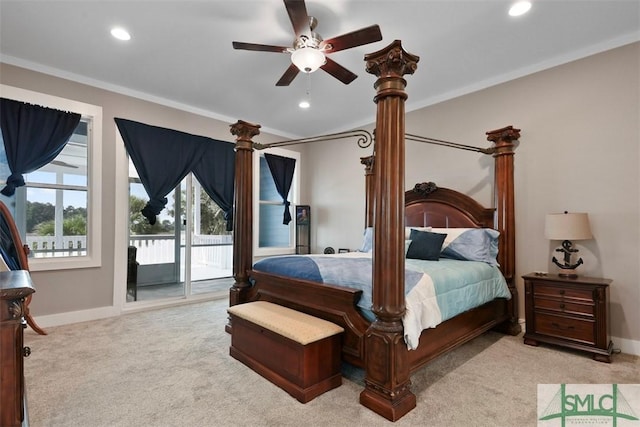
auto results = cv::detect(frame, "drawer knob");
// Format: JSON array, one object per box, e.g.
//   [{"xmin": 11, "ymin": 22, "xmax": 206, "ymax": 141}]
[
  {"xmin": 559, "ymin": 290, "xmax": 565, "ymax": 295},
  {"xmin": 560, "ymin": 303, "xmax": 565, "ymax": 309},
  {"xmin": 23, "ymin": 346, "xmax": 31, "ymax": 357}
]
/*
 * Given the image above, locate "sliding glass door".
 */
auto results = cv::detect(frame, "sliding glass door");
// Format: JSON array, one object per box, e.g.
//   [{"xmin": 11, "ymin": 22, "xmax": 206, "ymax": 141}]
[
  {"xmin": 189, "ymin": 177, "xmax": 233, "ymax": 295},
  {"xmin": 126, "ymin": 160, "xmax": 231, "ymax": 303}
]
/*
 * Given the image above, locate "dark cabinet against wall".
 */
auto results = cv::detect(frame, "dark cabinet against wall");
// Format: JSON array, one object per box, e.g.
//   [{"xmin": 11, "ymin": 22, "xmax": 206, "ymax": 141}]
[
  {"xmin": 0, "ymin": 270, "xmax": 35, "ymax": 427},
  {"xmin": 296, "ymin": 205, "xmax": 310, "ymax": 254}
]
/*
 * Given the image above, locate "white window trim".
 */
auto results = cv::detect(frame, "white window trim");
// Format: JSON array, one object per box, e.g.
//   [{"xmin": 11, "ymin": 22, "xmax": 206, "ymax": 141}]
[
  {"xmin": 253, "ymin": 147, "xmax": 301, "ymax": 258},
  {"xmin": 0, "ymin": 84, "xmax": 103, "ymax": 270}
]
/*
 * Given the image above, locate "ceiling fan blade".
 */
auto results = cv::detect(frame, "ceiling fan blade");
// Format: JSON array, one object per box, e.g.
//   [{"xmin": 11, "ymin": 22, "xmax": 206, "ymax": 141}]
[
  {"xmin": 276, "ymin": 63, "xmax": 300, "ymax": 86},
  {"xmin": 232, "ymin": 41, "xmax": 289, "ymax": 53},
  {"xmin": 320, "ymin": 57, "xmax": 357, "ymax": 85},
  {"xmin": 284, "ymin": 0, "xmax": 310, "ymax": 37},
  {"xmin": 321, "ymin": 25, "xmax": 383, "ymax": 54}
]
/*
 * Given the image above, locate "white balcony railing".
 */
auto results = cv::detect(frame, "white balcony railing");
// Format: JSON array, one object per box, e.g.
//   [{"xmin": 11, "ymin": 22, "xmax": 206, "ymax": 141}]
[
  {"xmin": 26, "ymin": 234, "xmax": 233, "ymax": 273},
  {"xmin": 129, "ymin": 234, "xmax": 233, "ymax": 270},
  {"xmin": 27, "ymin": 235, "xmax": 87, "ymax": 257}
]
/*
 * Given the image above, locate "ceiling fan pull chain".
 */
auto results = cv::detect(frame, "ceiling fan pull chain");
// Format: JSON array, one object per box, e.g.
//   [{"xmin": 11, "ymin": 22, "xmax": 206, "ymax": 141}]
[{"xmin": 299, "ymin": 73, "xmax": 312, "ymax": 109}]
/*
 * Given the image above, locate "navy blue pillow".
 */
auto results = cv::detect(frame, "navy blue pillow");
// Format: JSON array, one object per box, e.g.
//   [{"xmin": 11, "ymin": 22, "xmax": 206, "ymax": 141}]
[{"xmin": 406, "ymin": 229, "xmax": 447, "ymax": 261}]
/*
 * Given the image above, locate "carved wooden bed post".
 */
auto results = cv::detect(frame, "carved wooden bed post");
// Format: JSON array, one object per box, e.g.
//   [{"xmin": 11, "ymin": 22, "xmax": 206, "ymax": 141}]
[
  {"xmin": 360, "ymin": 155, "xmax": 375, "ymax": 228},
  {"xmin": 360, "ymin": 40, "xmax": 419, "ymax": 422},
  {"xmin": 487, "ymin": 126, "xmax": 522, "ymax": 335},
  {"xmin": 229, "ymin": 120, "xmax": 261, "ymax": 308}
]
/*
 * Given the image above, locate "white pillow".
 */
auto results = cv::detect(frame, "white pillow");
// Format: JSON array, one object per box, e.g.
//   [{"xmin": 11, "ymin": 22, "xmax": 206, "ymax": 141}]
[
  {"xmin": 361, "ymin": 227, "xmax": 432, "ymax": 251},
  {"xmin": 405, "ymin": 226, "xmax": 432, "ymax": 240}
]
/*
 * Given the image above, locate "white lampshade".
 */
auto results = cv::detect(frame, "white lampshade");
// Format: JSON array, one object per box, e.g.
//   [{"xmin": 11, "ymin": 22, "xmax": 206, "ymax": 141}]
[
  {"xmin": 291, "ymin": 47, "xmax": 326, "ymax": 73},
  {"xmin": 544, "ymin": 212, "xmax": 593, "ymax": 241}
]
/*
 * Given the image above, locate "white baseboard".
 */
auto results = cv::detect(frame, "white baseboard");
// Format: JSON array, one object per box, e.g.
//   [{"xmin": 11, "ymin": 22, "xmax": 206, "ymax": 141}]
[
  {"xmin": 32, "ymin": 305, "xmax": 120, "ymax": 329},
  {"xmin": 31, "ymin": 293, "xmax": 226, "ymax": 330},
  {"xmin": 611, "ymin": 336, "xmax": 640, "ymax": 357}
]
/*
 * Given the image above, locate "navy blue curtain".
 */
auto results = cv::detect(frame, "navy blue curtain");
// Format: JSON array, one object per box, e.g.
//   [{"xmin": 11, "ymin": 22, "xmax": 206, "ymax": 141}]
[
  {"xmin": 192, "ymin": 140, "xmax": 235, "ymax": 231},
  {"xmin": 0, "ymin": 97, "xmax": 81, "ymax": 196},
  {"xmin": 115, "ymin": 118, "xmax": 209, "ymax": 225},
  {"xmin": 264, "ymin": 153, "xmax": 296, "ymax": 225}
]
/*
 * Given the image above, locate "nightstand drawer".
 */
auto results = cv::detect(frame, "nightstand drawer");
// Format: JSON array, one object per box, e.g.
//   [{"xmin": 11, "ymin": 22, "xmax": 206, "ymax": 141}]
[
  {"xmin": 533, "ymin": 284, "xmax": 594, "ymax": 302},
  {"xmin": 534, "ymin": 298, "xmax": 594, "ymax": 316},
  {"xmin": 534, "ymin": 313, "xmax": 595, "ymax": 345}
]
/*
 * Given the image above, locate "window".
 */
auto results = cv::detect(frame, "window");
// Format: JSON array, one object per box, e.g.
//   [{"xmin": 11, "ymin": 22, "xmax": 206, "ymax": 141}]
[
  {"xmin": 253, "ymin": 148, "xmax": 300, "ymax": 256},
  {"xmin": 0, "ymin": 85, "xmax": 102, "ymax": 270}
]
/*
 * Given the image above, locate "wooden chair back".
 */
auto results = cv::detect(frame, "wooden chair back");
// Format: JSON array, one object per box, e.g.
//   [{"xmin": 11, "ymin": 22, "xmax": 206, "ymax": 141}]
[{"xmin": 0, "ymin": 201, "xmax": 46, "ymax": 335}]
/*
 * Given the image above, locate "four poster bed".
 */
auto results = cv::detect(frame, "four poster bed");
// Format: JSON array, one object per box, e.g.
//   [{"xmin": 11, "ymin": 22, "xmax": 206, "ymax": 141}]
[{"xmin": 227, "ymin": 40, "xmax": 521, "ymax": 421}]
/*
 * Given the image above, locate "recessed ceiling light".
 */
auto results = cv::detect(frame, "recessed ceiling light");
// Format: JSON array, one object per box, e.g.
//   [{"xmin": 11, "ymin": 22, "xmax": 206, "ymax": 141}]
[
  {"xmin": 110, "ymin": 27, "xmax": 131, "ymax": 41},
  {"xmin": 509, "ymin": 1, "xmax": 532, "ymax": 17},
  {"xmin": 299, "ymin": 100, "xmax": 310, "ymax": 109}
]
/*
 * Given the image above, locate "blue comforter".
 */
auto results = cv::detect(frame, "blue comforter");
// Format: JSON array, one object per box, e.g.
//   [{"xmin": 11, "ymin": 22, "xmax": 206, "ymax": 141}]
[{"xmin": 253, "ymin": 253, "xmax": 511, "ymax": 349}]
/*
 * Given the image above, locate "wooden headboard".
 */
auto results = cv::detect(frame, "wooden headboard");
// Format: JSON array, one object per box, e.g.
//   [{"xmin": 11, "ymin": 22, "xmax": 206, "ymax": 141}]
[{"xmin": 405, "ymin": 182, "xmax": 494, "ymax": 229}]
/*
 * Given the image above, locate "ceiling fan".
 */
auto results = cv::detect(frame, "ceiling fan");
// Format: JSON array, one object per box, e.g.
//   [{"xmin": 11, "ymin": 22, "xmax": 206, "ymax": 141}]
[{"xmin": 232, "ymin": 0, "xmax": 383, "ymax": 86}]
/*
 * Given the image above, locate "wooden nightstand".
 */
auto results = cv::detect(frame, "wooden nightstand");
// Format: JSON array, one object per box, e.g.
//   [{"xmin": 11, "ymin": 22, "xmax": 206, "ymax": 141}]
[{"xmin": 522, "ymin": 273, "xmax": 613, "ymax": 363}]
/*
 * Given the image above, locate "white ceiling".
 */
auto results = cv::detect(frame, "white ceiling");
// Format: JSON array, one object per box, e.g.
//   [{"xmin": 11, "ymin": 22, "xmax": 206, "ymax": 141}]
[{"xmin": 1, "ymin": 1, "xmax": 638, "ymax": 138}]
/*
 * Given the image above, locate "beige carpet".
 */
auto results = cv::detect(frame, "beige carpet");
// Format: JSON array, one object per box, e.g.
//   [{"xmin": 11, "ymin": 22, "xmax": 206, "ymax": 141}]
[{"xmin": 24, "ymin": 298, "xmax": 639, "ymax": 427}]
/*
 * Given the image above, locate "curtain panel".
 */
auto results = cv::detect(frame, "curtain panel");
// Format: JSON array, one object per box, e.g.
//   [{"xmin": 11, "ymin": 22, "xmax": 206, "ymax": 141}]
[
  {"xmin": 264, "ymin": 153, "xmax": 296, "ymax": 225},
  {"xmin": 114, "ymin": 118, "xmax": 234, "ymax": 227},
  {"xmin": 192, "ymin": 140, "xmax": 235, "ymax": 231},
  {"xmin": 0, "ymin": 97, "xmax": 81, "ymax": 196}
]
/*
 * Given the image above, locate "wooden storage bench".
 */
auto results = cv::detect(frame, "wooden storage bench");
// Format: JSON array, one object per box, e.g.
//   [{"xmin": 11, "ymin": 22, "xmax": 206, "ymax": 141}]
[{"xmin": 227, "ymin": 301, "xmax": 344, "ymax": 403}]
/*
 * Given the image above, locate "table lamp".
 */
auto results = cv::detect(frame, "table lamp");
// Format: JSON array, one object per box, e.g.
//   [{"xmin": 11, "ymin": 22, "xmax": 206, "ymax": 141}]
[{"xmin": 544, "ymin": 212, "xmax": 593, "ymax": 278}]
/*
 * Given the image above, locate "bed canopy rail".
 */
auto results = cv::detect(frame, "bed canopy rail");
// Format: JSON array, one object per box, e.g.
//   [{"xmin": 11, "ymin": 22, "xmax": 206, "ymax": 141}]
[
  {"xmin": 252, "ymin": 128, "xmax": 496, "ymax": 154},
  {"xmin": 405, "ymin": 133, "xmax": 496, "ymax": 154},
  {"xmin": 253, "ymin": 129, "xmax": 374, "ymax": 150}
]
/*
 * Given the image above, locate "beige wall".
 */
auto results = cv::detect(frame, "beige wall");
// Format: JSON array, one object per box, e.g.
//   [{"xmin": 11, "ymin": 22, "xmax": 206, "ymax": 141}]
[
  {"xmin": 307, "ymin": 42, "xmax": 639, "ymax": 351},
  {"xmin": 0, "ymin": 63, "xmax": 283, "ymax": 317}
]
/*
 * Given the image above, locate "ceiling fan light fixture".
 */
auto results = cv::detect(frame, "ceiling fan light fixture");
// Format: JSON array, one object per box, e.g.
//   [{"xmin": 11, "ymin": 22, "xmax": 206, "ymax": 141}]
[
  {"xmin": 509, "ymin": 1, "xmax": 532, "ymax": 16},
  {"xmin": 110, "ymin": 27, "xmax": 131, "ymax": 41},
  {"xmin": 291, "ymin": 47, "xmax": 326, "ymax": 73}
]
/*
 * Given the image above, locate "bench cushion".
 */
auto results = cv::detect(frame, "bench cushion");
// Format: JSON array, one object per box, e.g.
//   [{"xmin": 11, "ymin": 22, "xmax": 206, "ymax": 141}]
[{"xmin": 227, "ymin": 301, "xmax": 343, "ymax": 345}]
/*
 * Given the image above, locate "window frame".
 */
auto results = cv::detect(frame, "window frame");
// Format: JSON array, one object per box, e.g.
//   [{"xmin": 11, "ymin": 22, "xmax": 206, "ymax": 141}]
[
  {"xmin": 253, "ymin": 147, "xmax": 300, "ymax": 257},
  {"xmin": 0, "ymin": 84, "xmax": 103, "ymax": 271}
]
